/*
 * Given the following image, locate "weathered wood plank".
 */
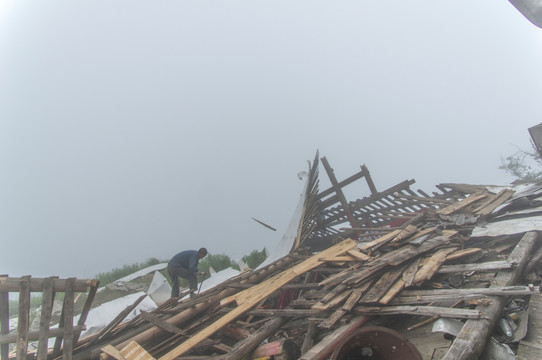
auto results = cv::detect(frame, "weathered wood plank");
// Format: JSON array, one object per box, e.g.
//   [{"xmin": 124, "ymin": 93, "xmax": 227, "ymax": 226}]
[
  {"xmin": 121, "ymin": 341, "xmax": 156, "ymax": 360},
  {"xmin": 436, "ymin": 192, "xmax": 488, "ymax": 215},
  {"xmin": 412, "ymin": 248, "xmax": 457, "ymax": 286},
  {"xmin": 360, "ymin": 264, "xmax": 407, "ymax": 304},
  {"xmin": 353, "ymin": 305, "xmax": 482, "ymax": 319},
  {"xmin": 400, "ymin": 286, "xmax": 540, "ymax": 297},
  {"xmin": 342, "ymin": 288, "xmax": 364, "ymax": 311},
  {"xmin": 318, "ymin": 310, "xmax": 346, "ymax": 329},
  {"xmin": 437, "ymin": 260, "xmax": 512, "ymax": 274},
  {"xmin": 445, "ymin": 248, "xmax": 481, "ymax": 261},
  {"xmin": 474, "ymin": 188, "xmax": 514, "ymax": 216}
]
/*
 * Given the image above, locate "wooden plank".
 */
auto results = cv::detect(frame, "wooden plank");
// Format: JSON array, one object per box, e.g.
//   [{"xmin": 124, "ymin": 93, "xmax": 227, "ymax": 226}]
[
  {"xmin": 474, "ymin": 188, "xmax": 514, "ymax": 216},
  {"xmin": 312, "ymin": 290, "xmax": 352, "ymax": 311},
  {"xmin": 36, "ymin": 277, "xmax": 54, "ymax": 360},
  {"xmin": 63, "ymin": 278, "xmax": 76, "ymax": 360},
  {"xmin": 354, "ymin": 305, "xmax": 482, "ymax": 319},
  {"xmin": 358, "ymin": 229, "xmax": 402, "ymax": 252},
  {"xmin": 436, "ymin": 192, "xmax": 488, "ymax": 215},
  {"xmin": 402, "ymin": 258, "xmax": 421, "ymax": 287},
  {"xmin": 317, "ymin": 255, "xmax": 358, "ymax": 263},
  {"xmin": 442, "ymin": 231, "xmax": 538, "ymax": 360},
  {"xmin": 341, "ymin": 288, "xmax": 364, "ymax": 311},
  {"xmin": 243, "ymin": 309, "xmax": 325, "ymax": 317},
  {"xmin": 158, "ymin": 239, "xmax": 358, "ymax": 360},
  {"xmin": 0, "ymin": 326, "xmax": 85, "ymax": 345},
  {"xmin": 446, "ymin": 248, "xmax": 481, "ymax": 261},
  {"xmin": 16, "ymin": 276, "xmax": 30, "ymax": 360},
  {"xmin": 437, "ymin": 260, "xmax": 512, "ymax": 274},
  {"xmin": 341, "ymin": 235, "xmax": 448, "ymax": 286},
  {"xmin": 121, "ymin": 341, "xmax": 156, "ymax": 360},
  {"xmin": 315, "ymin": 285, "xmax": 347, "ymax": 305},
  {"xmin": 412, "ymin": 248, "xmax": 457, "ymax": 286},
  {"xmin": 360, "ymin": 264, "xmax": 407, "ymax": 304},
  {"xmin": 346, "ymin": 249, "xmax": 370, "ymax": 261},
  {"xmin": 318, "ymin": 310, "xmax": 346, "ymax": 329},
  {"xmin": 407, "ymin": 300, "xmax": 463, "ymax": 331},
  {"xmin": 400, "ymin": 286, "xmax": 540, "ymax": 297},
  {"xmin": 101, "ymin": 345, "xmax": 128, "ymax": 360}
]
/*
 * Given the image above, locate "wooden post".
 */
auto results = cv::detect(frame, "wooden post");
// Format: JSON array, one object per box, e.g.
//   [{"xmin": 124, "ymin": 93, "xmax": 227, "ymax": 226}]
[
  {"xmin": 74, "ymin": 280, "xmax": 99, "ymax": 346},
  {"xmin": 37, "ymin": 277, "xmax": 54, "ymax": 360},
  {"xmin": 63, "ymin": 278, "xmax": 76, "ymax": 360},
  {"xmin": 442, "ymin": 231, "xmax": 539, "ymax": 360},
  {"xmin": 0, "ymin": 275, "xmax": 9, "ymax": 360},
  {"xmin": 16, "ymin": 276, "xmax": 30, "ymax": 360}
]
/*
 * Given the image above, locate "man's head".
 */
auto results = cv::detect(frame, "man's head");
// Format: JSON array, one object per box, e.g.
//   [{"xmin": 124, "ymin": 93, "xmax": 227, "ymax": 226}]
[{"xmin": 198, "ymin": 247, "xmax": 208, "ymax": 259}]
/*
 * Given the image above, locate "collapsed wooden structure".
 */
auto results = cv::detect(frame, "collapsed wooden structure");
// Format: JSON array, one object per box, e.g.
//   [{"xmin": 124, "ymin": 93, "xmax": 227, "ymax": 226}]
[{"xmin": 3, "ymin": 153, "xmax": 542, "ymax": 360}]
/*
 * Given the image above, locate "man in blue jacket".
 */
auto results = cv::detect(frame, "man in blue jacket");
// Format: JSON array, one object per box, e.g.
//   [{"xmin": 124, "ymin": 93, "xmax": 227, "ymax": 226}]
[{"xmin": 167, "ymin": 247, "xmax": 207, "ymax": 298}]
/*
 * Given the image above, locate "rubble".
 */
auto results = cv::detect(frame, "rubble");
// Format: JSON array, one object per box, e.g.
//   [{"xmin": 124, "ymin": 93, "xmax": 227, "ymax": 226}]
[{"xmin": 2, "ymin": 152, "xmax": 542, "ymax": 360}]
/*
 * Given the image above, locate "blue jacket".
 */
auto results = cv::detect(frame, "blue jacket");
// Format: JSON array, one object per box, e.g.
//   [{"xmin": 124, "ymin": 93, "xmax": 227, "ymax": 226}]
[{"xmin": 169, "ymin": 250, "xmax": 200, "ymax": 273}]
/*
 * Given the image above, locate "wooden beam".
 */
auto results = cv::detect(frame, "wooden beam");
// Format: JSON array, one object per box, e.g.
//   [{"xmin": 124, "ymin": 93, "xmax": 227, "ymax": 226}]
[
  {"xmin": 0, "ymin": 326, "xmax": 85, "ymax": 345},
  {"xmin": 437, "ymin": 260, "xmax": 512, "ymax": 274},
  {"xmin": 354, "ymin": 305, "xmax": 482, "ymax": 319},
  {"xmin": 0, "ymin": 277, "xmax": 92, "ymax": 292},
  {"xmin": 321, "ymin": 157, "xmax": 361, "ymax": 234}
]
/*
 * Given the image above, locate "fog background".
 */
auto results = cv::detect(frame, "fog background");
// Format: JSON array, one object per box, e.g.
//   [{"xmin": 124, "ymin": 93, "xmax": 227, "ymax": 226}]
[{"xmin": 1, "ymin": 1, "xmax": 542, "ymax": 279}]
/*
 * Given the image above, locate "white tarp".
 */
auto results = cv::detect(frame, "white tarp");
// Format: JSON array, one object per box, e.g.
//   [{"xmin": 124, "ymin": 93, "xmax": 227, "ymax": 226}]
[
  {"xmin": 76, "ymin": 291, "xmax": 157, "ymax": 339},
  {"xmin": 147, "ymin": 271, "xmax": 171, "ymax": 306}
]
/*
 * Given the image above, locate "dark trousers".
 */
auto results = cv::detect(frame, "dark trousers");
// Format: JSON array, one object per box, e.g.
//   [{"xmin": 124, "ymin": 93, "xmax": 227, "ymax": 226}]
[{"xmin": 168, "ymin": 264, "xmax": 197, "ymax": 297}]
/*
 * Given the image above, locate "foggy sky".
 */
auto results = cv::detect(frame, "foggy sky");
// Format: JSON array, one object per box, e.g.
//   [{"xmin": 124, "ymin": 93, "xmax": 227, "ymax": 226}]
[{"xmin": 1, "ymin": 1, "xmax": 542, "ymax": 279}]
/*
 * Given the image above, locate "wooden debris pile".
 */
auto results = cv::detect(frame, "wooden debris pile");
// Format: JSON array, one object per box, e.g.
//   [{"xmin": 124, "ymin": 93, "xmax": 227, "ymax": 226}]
[{"xmin": 4, "ymin": 154, "xmax": 542, "ymax": 360}]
